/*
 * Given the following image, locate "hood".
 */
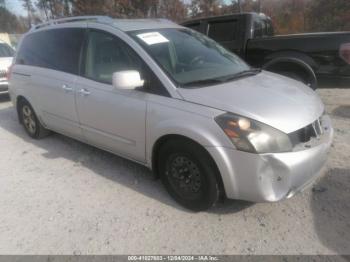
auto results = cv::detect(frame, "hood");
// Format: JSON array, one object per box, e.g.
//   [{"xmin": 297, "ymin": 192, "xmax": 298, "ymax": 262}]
[
  {"xmin": 177, "ymin": 71, "xmax": 324, "ymax": 133},
  {"xmin": 0, "ymin": 57, "xmax": 13, "ymax": 71}
]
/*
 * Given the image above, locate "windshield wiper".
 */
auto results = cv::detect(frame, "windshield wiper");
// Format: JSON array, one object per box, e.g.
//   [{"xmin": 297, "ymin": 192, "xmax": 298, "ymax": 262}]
[
  {"xmin": 181, "ymin": 68, "xmax": 261, "ymax": 88},
  {"xmin": 182, "ymin": 78, "xmax": 224, "ymax": 88},
  {"xmin": 220, "ymin": 68, "xmax": 262, "ymax": 82}
]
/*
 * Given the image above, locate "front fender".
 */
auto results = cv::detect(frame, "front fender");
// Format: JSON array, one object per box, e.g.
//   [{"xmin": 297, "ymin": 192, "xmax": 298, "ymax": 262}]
[{"xmin": 145, "ymin": 101, "xmax": 233, "ymax": 166}]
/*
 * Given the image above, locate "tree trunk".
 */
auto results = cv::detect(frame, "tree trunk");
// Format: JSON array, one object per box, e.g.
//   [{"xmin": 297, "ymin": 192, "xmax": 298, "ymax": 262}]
[{"xmin": 237, "ymin": 0, "xmax": 242, "ymax": 13}]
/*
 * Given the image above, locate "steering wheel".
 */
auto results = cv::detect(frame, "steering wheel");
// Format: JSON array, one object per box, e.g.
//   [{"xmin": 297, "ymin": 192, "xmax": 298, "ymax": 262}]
[{"xmin": 189, "ymin": 56, "xmax": 204, "ymax": 66}]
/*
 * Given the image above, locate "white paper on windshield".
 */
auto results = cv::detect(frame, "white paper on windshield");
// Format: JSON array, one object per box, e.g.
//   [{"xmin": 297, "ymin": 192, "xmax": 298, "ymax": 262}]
[{"xmin": 137, "ymin": 32, "xmax": 169, "ymax": 45}]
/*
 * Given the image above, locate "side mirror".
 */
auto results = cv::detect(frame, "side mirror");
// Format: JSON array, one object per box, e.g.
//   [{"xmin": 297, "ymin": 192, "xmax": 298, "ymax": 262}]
[{"xmin": 112, "ymin": 70, "xmax": 144, "ymax": 90}]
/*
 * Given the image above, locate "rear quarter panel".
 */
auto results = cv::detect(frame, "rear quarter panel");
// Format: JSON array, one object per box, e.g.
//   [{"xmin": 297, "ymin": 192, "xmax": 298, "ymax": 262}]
[{"xmin": 9, "ymin": 65, "xmax": 34, "ymax": 106}]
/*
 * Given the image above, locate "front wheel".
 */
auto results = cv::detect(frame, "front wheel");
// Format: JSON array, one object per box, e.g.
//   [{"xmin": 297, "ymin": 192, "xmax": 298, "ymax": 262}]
[
  {"xmin": 158, "ymin": 140, "xmax": 220, "ymax": 211},
  {"xmin": 18, "ymin": 100, "xmax": 50, "ymax": 139}
]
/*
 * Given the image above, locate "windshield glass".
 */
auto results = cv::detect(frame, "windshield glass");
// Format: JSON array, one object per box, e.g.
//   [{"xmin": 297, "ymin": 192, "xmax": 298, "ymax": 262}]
[
  {"xmin": 129, "ymin": 28, "xmax": 251, "ymax": 87},
  {"xmin": 0, "ymin": 43, "xmax": 14, "ymax": 57}
]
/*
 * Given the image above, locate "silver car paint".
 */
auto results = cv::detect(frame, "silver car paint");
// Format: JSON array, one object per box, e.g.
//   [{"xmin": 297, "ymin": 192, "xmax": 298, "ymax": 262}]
[
  {"xmin": 111, "ymin": 19, "xmax": 183, "ymax": 32},
  {"xmin": 9, "ymin": 19, "xmax": 333, "ymax": 203},
  {"xmin": 178, "ymin": 71, "xmax": 324, "ymax": 133},
  {"xmin": 206, "ymin": 115, "xmax": 333, "ymax": 201},
  {"xmin": 75, "ymin": 76, "xmax": 147, "ymax": 162}
]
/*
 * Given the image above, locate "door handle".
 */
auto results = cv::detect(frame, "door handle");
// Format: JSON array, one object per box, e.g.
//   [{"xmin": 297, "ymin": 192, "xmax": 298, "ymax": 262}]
[
  {"xmin": 62, "ymin": 84, "xmax": 73, "ymax": 92},
  {"xmin": 78, "ymin": 88, "xmax": 91, "ymax": 96}
]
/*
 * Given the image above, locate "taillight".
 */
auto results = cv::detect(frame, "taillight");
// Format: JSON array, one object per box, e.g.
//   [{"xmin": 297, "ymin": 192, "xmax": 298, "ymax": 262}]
[
  {"xmin": 340, "ymin": 43, "xmax": 350, "ymax": 64},
  {"xmin": 5, "ymin": 64, "xmax": 13, "ymax": 80}
]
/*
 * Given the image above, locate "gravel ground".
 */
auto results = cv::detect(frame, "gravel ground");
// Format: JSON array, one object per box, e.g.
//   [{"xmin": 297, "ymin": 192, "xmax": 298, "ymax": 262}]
[{"xmin": 0, "ymin": 88, "xmax": 349, "ymax": 255}]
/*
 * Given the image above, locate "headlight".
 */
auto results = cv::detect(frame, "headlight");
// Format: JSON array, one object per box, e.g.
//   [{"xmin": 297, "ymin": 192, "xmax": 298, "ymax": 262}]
[{"xmin": 215, "ymin": 113, "xmax": 292, "ymax": 154}]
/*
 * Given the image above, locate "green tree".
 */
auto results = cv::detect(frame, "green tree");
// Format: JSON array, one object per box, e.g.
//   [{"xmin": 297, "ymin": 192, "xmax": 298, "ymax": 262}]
[
  {"xmin": 36, "ymin": 0, "xmax": 72, "ymax": 19},
  {"xmin": 307, "ymin": 0, "xmax": 350, "ymax": 32},
  {"xmin": 158, "ymin": 0, "xmax": 187, "ymax": 22},
  {"xmin": 188, "ymin": 0, "xmax": 224, "ymax": 18}
]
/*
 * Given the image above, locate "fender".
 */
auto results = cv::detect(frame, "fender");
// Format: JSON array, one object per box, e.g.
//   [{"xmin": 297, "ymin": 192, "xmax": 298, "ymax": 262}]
[
  {"xmin": 146, "ymin": 103, "xmax": 233, "ymax": 164},
  {"xmin": 147, "ymin": 119, "xmax": 231, "ymax": 162},
  {"xmin": 15, "ymin": 94, "xmax": 47, "ymax": 128},
  {"xmin": 263, "ymin": 57, "xmax": 315, "ymax": 74},
  {"xmin": 263, "ymin": 51, "xmax": 318, "ymax": 69},
  {"xmin": 147, "ymin": 119, "xmax": 238, "ymax": 199}
]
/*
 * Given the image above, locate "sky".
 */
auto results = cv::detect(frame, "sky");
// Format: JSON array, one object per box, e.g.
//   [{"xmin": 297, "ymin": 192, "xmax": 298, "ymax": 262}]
[{"xmin": 5, "ymin": 0, "xmax": 26, "ymax": 16}]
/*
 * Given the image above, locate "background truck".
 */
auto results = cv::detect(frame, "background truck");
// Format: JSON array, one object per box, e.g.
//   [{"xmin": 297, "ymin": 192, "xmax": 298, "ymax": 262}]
[{"xmin": 182, "ymin": 12, "xmax": 350, "ymax": 89}]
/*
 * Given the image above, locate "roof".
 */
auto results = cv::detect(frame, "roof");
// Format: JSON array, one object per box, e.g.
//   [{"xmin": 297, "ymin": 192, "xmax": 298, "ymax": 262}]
[
  {"xmin": 112, "ymin": 19, "xmax": 181, "ymax": 31},
  {"xmin": 31, "ymin": 16, "xmax": 181, "ymax": 32}
]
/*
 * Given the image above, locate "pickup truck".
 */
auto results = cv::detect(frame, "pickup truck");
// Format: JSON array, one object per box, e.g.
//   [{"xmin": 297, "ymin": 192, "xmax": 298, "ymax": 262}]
[{"xmin": 182, "ymin": 12, "xmax": 350, "ymax": 89}]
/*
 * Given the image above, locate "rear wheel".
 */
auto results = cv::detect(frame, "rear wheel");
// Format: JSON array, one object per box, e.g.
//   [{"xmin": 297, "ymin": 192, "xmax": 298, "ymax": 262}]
[
  {"xmin": 18, "ymin": 100, "xmax": 50, "ymax": 139},
  {"xmin": 158, "ymin": 139, "xmax": 220, "ymax": 211}
]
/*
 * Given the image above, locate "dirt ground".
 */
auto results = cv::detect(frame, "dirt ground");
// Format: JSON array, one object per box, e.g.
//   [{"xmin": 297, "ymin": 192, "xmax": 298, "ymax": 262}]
[{"xmin": 0, "ymin": 88, "xmax": 349, "ymax": 255}]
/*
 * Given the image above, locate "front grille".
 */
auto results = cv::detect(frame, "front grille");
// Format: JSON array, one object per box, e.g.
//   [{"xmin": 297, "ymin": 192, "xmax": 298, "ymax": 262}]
[
  {"xmin": 289, "ymin": 118, "xmax": 323, "ymax": 146},
  {"xmin": 0, "ymin": 70, "xmax": 6, "ymax": 78}
]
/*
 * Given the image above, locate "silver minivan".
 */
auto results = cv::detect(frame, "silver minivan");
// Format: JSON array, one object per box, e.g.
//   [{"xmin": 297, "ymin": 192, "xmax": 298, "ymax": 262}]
[{"xmin": 9, "ymin": 16, "xmax": 333, "ymax": 211}]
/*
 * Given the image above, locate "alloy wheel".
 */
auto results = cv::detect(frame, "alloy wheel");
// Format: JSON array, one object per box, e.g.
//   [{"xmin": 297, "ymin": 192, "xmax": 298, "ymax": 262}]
[{"xmin": 22, "ymin": 105, "xmax": 36, "ymax": 135}]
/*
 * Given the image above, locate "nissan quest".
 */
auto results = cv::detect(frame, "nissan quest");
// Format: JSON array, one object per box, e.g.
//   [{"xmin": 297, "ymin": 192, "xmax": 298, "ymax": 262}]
[{"xmin": 8, "ymin": 16, "xmax": 333, "ymax": 211}]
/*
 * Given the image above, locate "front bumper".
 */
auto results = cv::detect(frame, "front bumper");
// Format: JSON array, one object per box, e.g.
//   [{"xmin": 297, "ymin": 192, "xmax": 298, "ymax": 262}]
[{"xmin": 206, "ymin": 115, "xmax": 334, "ymax": 202}]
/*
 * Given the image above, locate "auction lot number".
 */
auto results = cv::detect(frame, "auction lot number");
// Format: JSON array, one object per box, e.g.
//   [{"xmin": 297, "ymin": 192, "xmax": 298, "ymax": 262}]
[{"xmin": 128, "ymin": 256, "xmax": 219, "ymax": 261}]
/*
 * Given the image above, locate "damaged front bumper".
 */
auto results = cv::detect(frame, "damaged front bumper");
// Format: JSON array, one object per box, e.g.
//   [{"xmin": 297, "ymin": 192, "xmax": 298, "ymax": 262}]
[{"xmin": 206, "ymin": 115, "xmax": 334, "ymax": 202}]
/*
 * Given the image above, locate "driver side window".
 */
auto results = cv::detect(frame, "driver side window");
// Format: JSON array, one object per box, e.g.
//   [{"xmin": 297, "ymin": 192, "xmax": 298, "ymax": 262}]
[
  {"xmin": 84, "ymin": 30, "xmax": 142, "ymax": 84},
  {"xmin": 83, "ymin": 29, "xmax": 170, "ymax": 97}
]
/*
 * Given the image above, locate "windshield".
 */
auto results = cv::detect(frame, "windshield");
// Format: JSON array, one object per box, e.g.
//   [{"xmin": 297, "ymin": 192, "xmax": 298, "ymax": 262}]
[
  {"xmin": 0, "ymin": 43, "xmax": 14, "ymax": 57},
  {"xmin": 129, "ymin": 28, "xmax": 251, "ymax": 87}
]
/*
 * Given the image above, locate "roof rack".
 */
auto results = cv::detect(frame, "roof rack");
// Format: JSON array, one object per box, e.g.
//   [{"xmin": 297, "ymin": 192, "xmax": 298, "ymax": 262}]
[{"xmin": 31, "ymin": 16, "xmax": 114, "ymax": 31}]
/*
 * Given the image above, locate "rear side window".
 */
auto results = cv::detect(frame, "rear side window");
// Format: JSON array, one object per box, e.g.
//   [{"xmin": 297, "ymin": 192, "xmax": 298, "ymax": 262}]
[
  {"xmin": 254, "ymin": 20, "xmax": 266, "ymax": 38},
  {"xmin": 254, "ymin": 17, "xmax": 273, "ymax": 38},
  {"xmin": 254, "ymin": 21, "xmax": 263, "ymax": 38},
  {"xmin": 208, "ymin": 20, "xmax": 237, "ymax": 42},
  {"xmin": 187, "ymin": 23, "xmax": 201, "ymax": 33},
  {"xmin": 16, "ymin": 28, "xmax": 85, "ymax": 75},
  {"xmin": 266, "ymin": 19, "xmax": 274, "ymax": 36},
  {"xmin": 0, "ymin": 43, "xmax": 14, "ymax": 57}
]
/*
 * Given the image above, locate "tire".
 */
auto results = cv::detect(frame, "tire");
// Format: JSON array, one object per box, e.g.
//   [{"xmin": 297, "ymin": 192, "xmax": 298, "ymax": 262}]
[
  {"xmin": 18, "ymin": 99, "xmax": 50, "ymax": 139},
  {"xmin": 158, "ymin": 139, "xmax": 220, "ymax": 211}
]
